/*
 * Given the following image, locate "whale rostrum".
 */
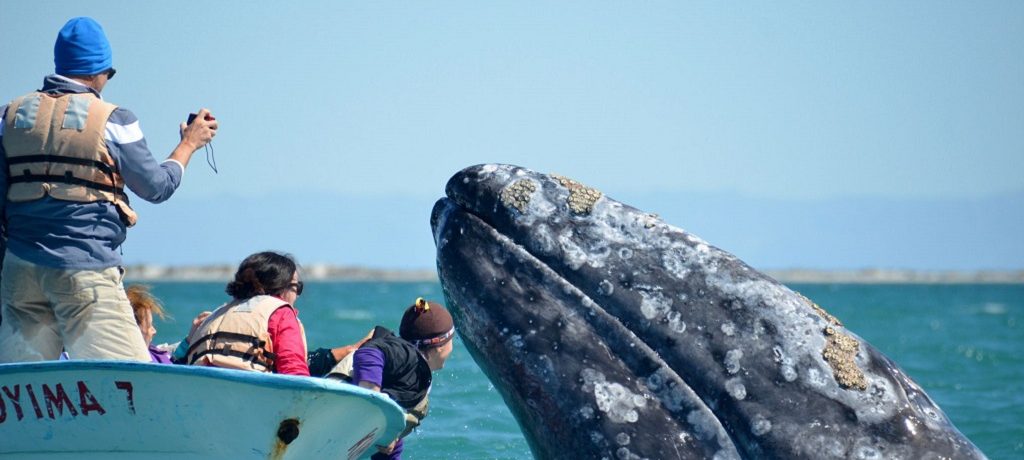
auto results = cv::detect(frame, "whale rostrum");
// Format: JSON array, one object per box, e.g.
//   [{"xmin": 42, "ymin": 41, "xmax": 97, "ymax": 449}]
[{"xmin": 431, "ymin": 164, "xmax": 986, "ymax": 460}]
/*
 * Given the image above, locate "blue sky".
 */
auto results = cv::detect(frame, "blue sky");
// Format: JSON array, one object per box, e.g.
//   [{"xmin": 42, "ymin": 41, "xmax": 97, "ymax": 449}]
[{"xmin": 2, "ymin": 2, "xmax": 1022, "ymax": 270}]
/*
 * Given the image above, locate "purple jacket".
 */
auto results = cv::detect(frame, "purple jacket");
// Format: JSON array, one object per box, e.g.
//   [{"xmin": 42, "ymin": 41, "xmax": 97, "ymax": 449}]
[{"xmin": 149, "ymin": 346, "xmax": 172, "ymax": 364}]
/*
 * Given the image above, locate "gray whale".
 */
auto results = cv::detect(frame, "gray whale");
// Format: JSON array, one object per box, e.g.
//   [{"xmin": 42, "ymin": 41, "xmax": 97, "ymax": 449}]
[{"xmin": 431, "ymin": 164, "xmax": 986, "ymax": 460}]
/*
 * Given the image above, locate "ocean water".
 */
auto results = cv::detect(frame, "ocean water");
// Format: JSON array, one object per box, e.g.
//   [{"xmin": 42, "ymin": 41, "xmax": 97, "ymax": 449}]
[{"xmin": 141, "ymin": 281, "xmax": 1023, "ymax": 459}]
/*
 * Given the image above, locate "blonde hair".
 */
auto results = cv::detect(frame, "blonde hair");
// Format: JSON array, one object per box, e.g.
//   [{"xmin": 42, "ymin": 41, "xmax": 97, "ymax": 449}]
[{"xmin": 126, "ymin": 284, "xmax": 167, "ymax": 325}]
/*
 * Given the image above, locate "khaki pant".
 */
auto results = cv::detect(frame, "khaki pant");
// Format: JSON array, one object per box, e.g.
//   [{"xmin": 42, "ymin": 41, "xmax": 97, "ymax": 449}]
[{"xmin": 0, "ymin": 250, "xmax": 150, "ymax": 362}]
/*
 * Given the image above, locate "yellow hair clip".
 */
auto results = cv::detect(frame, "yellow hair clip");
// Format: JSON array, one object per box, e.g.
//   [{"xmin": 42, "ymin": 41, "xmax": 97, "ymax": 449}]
[{"xmin": 415, "ymin": 297, "xmax": 430, "ymax": 313}]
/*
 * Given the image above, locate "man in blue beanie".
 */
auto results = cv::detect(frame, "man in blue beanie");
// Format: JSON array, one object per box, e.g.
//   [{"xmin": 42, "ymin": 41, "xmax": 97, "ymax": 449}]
[{"xmin": 0, "ymin": 17, "xmax": 218, "ymax": 362}]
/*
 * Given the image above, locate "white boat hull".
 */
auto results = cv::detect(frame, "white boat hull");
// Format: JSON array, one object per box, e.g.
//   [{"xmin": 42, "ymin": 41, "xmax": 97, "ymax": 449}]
[{"xmin": 0, "ymin": 361, "xmax": 405, "ymax": 459}]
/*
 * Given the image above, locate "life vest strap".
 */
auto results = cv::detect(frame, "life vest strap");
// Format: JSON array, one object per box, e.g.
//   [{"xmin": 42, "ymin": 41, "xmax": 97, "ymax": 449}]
[
  {"xmin": 188, "ymin": 347, "xmax": 275, "ymax": 370},
  {"xmin": 7, "ymin": 173, "xmax": 123, "ymax": 196},
  {"xmin": 185, "ymin": 331, "xmax": 268, "ymax": 357},
  {"xmin": 7, "ymin": 154, "xmax": 116, "ymax": 176}
]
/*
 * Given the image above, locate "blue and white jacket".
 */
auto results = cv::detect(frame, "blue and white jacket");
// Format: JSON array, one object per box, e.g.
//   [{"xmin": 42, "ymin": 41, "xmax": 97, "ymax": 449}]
[{"xmin": 0, "ymin": 75, "xmax": 184, "ymax": 269}]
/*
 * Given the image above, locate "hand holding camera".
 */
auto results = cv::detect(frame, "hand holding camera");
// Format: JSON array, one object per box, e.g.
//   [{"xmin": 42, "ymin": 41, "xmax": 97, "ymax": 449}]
[
  {"xmin": 180, "ymin": 108, "xmax": 220, "ymax": 173},
  {"xmin": 180, "ymin": 108, "xmax": 218, "ymax": 150}
]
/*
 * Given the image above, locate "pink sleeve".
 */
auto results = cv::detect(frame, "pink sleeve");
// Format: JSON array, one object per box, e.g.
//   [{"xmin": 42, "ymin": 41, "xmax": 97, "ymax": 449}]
[{"xmin": 267, "ymin": 306, "xmax": 310, "ymax": 376}]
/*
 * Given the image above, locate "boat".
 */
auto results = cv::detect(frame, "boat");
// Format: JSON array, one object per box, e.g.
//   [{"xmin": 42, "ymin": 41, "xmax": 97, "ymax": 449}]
[{"xmin": 0, "ymin": 361, "xmax": 406, "ymax": 459}]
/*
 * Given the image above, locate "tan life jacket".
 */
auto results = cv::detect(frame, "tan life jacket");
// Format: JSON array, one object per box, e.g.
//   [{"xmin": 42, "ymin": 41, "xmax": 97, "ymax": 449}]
[
  {"xmin": 185, "ymin": 295, "xmax": 307, "ymax": 373},
  {"xmin": 1, "ymin": 91, "xmax": 138, "ymax": 226}
]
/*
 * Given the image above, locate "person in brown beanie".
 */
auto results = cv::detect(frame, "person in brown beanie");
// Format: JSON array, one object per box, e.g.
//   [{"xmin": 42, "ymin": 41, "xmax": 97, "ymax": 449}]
[{"xmin": 324, "ymin": 298, "xmax": 455, "ymax": 460}]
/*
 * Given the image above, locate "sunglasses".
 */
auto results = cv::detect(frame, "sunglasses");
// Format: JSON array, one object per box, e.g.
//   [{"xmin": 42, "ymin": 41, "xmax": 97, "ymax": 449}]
[
  {"xmin": 289, "ymin": 281, "xmax": 304, "ymax": 296},
  {"xmin": 105, "ymin": 68, "xmax": 116, "ymax": 80}
]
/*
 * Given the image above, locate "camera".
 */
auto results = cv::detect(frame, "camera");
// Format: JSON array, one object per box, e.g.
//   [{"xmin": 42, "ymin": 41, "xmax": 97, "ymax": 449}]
[{"xmin": 187, "ymin": 113, "xmax": 215, "ymax": 125}]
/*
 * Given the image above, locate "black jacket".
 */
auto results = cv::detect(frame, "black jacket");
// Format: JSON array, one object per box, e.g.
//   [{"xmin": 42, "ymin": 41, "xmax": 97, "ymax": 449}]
[{"xmin": 361, "ymin": 326, "xmax": 433, "ymax": 409}]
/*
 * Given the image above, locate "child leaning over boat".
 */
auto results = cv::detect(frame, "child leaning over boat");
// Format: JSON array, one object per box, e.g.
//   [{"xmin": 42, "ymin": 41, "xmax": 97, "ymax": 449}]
[{"xmin": 325, "ymin": 298, "xmax": 456, "ymax": 460}]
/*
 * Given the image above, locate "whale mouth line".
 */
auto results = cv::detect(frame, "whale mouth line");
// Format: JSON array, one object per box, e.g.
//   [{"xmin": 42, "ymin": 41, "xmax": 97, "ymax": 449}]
[{"xmin": 438, "ymin": 197, "xmax": 733, "ymax": 447}]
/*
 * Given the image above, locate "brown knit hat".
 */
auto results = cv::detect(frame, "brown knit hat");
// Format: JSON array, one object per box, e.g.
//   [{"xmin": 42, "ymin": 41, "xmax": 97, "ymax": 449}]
[{"xmin": 399, "ymin": 298, "xmax": 455, "ymax": 348}]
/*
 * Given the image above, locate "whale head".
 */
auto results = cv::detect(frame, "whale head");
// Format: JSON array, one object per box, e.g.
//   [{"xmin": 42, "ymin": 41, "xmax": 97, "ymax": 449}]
[{"xmin": 431, "ymin": 164, "xmax": 985, "ymax": 459}]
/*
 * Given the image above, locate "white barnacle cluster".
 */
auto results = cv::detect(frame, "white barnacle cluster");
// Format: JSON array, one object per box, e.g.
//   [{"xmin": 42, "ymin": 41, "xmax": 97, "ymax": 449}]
[
  {"xmin": 661, "ymin": 248, "xmax": 691, "ymax": 281},
  {"xmin": 516, "ymin": 171, "xmax": 716, "ymax": 287},
  {"xmin": 637, "ymin": 288, "xmax": 673, "ymax": 320},
  {"xmin": 549, "ymin": 198, "xmax": 651, "ymax": 270},
  {"xmin": 545, "ymin": 198, "xmax": 630, "ymax": 271},
  {"xmin": 704, "ymin": 276, "xmax": 774, "ymax": 312},
  {"xmin": 580, "ymin": 368, "xmax": 646, "ymax": 424},
  {"xmin": 518, "ymin": 186, "xmax": 696, "ymax": 299},
  {"xmin": 615, "ymin": 446, "xmax": 648, "ymax": 460},
  {"xmin": 724, "ymin": 349, "xmax": 744, "ymax": 374},
  {"xmin": 641, "ymin": 368, "xmax": 688, "ymax": 412},
  {"xmin": 693, "ymin": 244, "xmax": 714, "ymax": 270},
  {"xmin": 581, "ymin": 367, "xmax": 604, "ymax": 390},
  {"xmin": 634, "ymin": 286, "xmax": 686, "ymax": 333},
  {"xmin": 595, "ymin": 382, "xmax": 644, "ymax": 424},
  {"xmin": 724, "ymin": 377, "xmax": 747, "ymax": 400},
  {"xmin": 805, "ymin": 367, "xmax": 829, "ymax": 388},
  {"xmin": 773, "ymin": 345, "xmax": 799, "ymax": 383},
  {"xmin": 750, "ymin": 414, "xmax": 772, "ymax": 436},
  {"xmin": 666, "ymin": 310, "xmax": 687, "ymax": 334},
  {"xmin": 656, "ymin": 237, "xmax": 724, "ymax": 283}
]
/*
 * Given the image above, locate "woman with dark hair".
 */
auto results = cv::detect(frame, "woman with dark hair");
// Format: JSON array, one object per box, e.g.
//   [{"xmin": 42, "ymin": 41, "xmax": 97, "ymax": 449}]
[{"xmin": 185, "ymin": 251, "xmax": 309, "ymax": 376}]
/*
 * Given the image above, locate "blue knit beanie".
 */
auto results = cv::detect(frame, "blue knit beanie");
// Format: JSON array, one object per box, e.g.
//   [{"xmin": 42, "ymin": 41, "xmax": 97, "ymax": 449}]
[{"xmin": 54, "ymin": 17, "xmax": 113, "ymax": 76}]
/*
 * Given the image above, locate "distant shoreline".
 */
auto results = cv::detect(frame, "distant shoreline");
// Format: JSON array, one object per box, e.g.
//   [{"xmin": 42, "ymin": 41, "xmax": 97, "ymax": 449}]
[{"xmin": 123, "ymin": 264, "xmax": 1024, "ymax": 284}]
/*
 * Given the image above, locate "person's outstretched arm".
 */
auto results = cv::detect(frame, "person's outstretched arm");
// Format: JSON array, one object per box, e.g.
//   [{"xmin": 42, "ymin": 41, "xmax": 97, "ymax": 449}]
[{"xmin": 109, "ymin": 107, "xmax": 217, "ymax": 203}]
